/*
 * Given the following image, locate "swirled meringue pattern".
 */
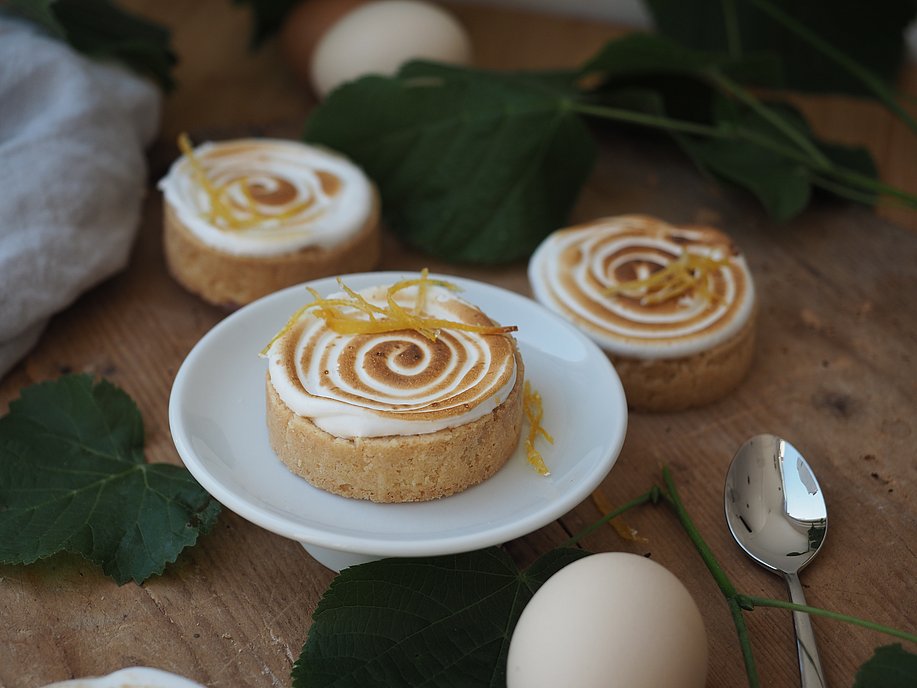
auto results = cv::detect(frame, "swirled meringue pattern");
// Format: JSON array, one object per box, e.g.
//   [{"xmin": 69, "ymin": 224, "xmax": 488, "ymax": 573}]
[
  {"xmin": 158, "ymin": 138, "xmax": 373, "ymax": 257},
  {"xmin": 529, "ymin": 215, "xmax": 755, "ymax": 359},
  {"xmin": 267, "ymin": 283, "xmax": 518, "ymax": 438}
]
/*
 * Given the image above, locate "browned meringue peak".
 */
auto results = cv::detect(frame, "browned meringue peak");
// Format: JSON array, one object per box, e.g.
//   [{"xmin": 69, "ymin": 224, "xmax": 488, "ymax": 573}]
[
  {"xmin": 265, "ymin": 274, "xmax": 520, "ymax": 437},
  {"xmin": 528, "ymin": 215, "xmax": 755, "ymax": 359}
]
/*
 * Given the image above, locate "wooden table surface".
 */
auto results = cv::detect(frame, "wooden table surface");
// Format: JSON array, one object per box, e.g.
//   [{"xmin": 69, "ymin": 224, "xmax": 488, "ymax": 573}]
[{"xmin": 2, "ymin": 2, "xmax": 916, "ymax": 687}]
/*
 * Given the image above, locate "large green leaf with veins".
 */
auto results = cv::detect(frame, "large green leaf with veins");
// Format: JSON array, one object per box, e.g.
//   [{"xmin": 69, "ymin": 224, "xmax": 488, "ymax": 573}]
[
  {"xmin": 0, "ymin": 374, "xmax": 220, "ymax": 584},
  {"xmin": 304, "ymin": 61, "xmax": 596, "ymax": 264}
]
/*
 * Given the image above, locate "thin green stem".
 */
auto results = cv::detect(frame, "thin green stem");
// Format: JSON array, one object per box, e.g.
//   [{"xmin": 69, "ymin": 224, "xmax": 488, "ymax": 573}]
[
  {"xmin": 569, "ymin": 99, "xmax": 917, "ymax": 210},
  {"xmin": 572, "ymin": 100, "xmax": 821, "ymax": 166},
  {"xmin": 661, "ymin": 467, "xmax": 736, "ymax": 597},
  {"xmin": 728, "ymin": 597, "xmax": 762, "ymax": 688},
  {"xmin": 661, "ymin": 467, "xmax": 761, "ymax": 688},
  {"xmin": 720, "ymin": 0, "xmax": 743, "ymax": 59},
  {"xmin": 820, "ymin": 167, "xmax": 917, "ymax": 208},
  {"xmin": 567, "ymin": 101, "xmax": 728, "ymax": 138},
  {"xmin": 708, "ymin": 71, "xmax": 832, "ymax": 169},
  {"xmin": 563, "ymin": 487, "xmax": 659, "ymax": 547},
  {"xmin": 724, "ymin": 128, "xmax": 912, "ymax": 203},
  {"xmin": 738, "ymin": 595, "xmax": 917, "ymax": 644},
  {"xmin": 813, "ymin": 174, "xmax": 917, "ymax": 211},
  {"xmin": 810, "ymin": 176, "xmax": 881, "ymax": 206},
  {"xmin": 743, "ymin": 0, "xmax": 917, "ymax": 136}
]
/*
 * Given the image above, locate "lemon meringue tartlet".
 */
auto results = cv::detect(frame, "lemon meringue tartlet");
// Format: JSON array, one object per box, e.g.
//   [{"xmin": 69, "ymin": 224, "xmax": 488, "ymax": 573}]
[
  {"xmin": 159, "ymin": 137, "xmax": 380, "ymax": 307},
  {"xmin": 263, "ymin": 274, "xmax": 524, "ymax": 503},
  {"xmin": 529, "ymin": 215, "xmax": 756, "ymax": 412}
]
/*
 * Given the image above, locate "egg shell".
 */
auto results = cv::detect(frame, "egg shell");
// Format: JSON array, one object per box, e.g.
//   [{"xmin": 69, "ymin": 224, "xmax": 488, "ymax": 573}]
[
  {"xmin": 280, "ymin": 0, "xmax": 370, "ymax": 86},
  {"xmin": 309, "ymin": 0, "xmax": 472, "ymax": 98},
  {"xmin": 507, "ymin": 552, "xmax": 708, "ymax": 688}
]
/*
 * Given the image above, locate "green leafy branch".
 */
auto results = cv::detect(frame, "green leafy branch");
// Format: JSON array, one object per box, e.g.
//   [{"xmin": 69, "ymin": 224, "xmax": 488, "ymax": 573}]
[
  {"xmin": 657, "ymin": 463, "xmax": 917, "ymax": 687},
  {"xmin": 646, "ymin": 0, "xmax": 916, "ymax": 97},
  {"xmin": 573, "ymin": 33, "xmax": 917, "ymax": 220},
  {"xmin": 562, "ymin": 467, "xmax": 917, "ymax": 688},
  {"xmin": 587, "ymin": 0, "xmax": 917, "ymax": 210},
  {"xmin": 294, "ymin": 466, "xmax": 917, "ymax": 688},
  {"xmin": 304, "ymin": 0, "xmax": 917, "ymax": 264}
]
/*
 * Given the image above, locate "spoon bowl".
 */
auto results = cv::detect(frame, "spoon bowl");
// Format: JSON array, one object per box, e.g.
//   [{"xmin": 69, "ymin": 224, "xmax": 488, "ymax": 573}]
[{"xmin": 725, "ymin": 434, "xmax": 828, "ymax": 687}]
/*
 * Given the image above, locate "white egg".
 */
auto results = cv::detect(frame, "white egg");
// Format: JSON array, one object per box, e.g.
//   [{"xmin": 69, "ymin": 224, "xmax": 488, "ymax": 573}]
[
  {"xmin": 309, "ymin": 0, "xmax": 473, "ymax": 97},
  {"xmin": 507, "ymin": 552, "xmax": 708, "ymax": 688}
]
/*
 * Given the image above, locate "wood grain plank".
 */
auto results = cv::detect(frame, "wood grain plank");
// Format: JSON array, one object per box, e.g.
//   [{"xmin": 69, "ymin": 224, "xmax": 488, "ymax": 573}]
[{"xmin": 2, "ymin": 3, "xmax": 916, "ymax": 688}]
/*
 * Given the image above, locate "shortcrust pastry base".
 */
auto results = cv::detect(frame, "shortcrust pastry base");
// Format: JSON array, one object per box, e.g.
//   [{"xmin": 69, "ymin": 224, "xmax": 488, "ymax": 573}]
[{"xmin": 162, "ymin": 193, "xmax": 380, "ymax": 308}]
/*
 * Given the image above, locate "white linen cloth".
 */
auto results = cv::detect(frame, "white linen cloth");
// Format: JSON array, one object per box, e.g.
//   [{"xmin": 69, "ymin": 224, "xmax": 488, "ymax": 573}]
[{"xmin": 0, "ymin": 17, "xmax": 161, "ymax": 378}]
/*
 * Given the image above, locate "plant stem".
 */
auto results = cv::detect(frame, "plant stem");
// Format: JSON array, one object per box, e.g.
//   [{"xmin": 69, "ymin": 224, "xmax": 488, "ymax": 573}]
[
  {"xmin": 728, "ymin": 126, "xmax": 917, "ymax": 207},
  {"xmin": 707, "ymin": 71, "xmax": 833, "ymax": 169},
  {"xmin": 728, "ymin": 597, "xmax": 761, "ymax": 688},
  {"xmin": 743, "ymin": 0, "xmax": 917, "ymax": 136},
  {"xmin": 810, "ymin": 176, "xmax": 881, "ymax": 206},
  {"xmin": 738, "ymin": 595, "xmax": 917, "ymax": 644},
  {"xmin": 720, "ymin": 0, "xmax": 743, "ymax": 59},
  {"xmin": 661, "ymin": 467, "xmax": 761, "ymax": 688},
  {"xmin": 569, "ymin": 468, "xmax": 917, "ymax": 688},
  {"xmin": 568, "ymin": 101, "xmax": 727, "ymax": 138},
  {"xmin": 569, "ymin": 100, "xmax": 917, "ymax": 210},
  {"xmin": 563, "ymin": 487, "xmax": 659, "ymax": 547},
  {"xmin": 820, "ymin": 167, "xmax": 917, "ymax": 208}
]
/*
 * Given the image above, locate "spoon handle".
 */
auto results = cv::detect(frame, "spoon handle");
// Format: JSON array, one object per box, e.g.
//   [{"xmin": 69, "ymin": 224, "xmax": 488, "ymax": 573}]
[{"xmin": 785, "ymin": 572, "xmax": 826, "ymax": 688}]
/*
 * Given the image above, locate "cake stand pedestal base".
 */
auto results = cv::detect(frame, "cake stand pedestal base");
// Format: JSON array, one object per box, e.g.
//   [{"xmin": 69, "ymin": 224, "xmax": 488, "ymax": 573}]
[{"xmin": 301, "ymin": 543, "xmax": 381, "ymax": 572}]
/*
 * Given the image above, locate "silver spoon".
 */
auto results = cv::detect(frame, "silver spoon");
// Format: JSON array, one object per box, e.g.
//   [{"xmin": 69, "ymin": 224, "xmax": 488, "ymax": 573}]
[{"xmin": 725, "ymin": 434, "xmax": 828, "ymax": 688}]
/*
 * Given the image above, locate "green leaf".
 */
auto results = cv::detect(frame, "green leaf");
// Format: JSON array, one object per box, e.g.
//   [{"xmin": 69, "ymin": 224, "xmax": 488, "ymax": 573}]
[
  {"xmin": 673, "ymin": 97, "xmax": 881, "ymax": 220},
  {"xmin": 674, "ymin": 98, "xmax": 816, "ymax": 220},
  {"xmin": 0, "ymin": 375, "xmax": 220, "ymax": 584},
  {"xmin": 581, "ymin": 32, "xmax": 725, "ymax": 77},
  {"xmin": 853, "ymin": 644, "xmax": 917, "ymax": 688},
  {"xmin": 304, "ymin": 61, "xmax": 596, "ymax": 264},
  {"xmin": 232, "ymin": 0, "xmax": 299, "ymax": 47},
  {"xmin": 580, "ymin": 32, "xmax": 783, "ymax": 87},
  {"xmin": 579, "ymin": 33, "xmax": 783, "ymax": 126},
  {"xmin": 645, "ymin": 0, "xmax": 916, "ymax": 95},
  {"xmin": 677, "ymin": 131, "xmax": 811, "ymax": 221},
  {"xmin": 292, "ymin": 547, "xmax": 591, "ymax": 687},
  {"xmin": 6, "ymin": 0, "xmax": 177, "ymax": 91},
  {"xmin": 577, "ymin": 36, "xmax": 881, "ymax": 220}
]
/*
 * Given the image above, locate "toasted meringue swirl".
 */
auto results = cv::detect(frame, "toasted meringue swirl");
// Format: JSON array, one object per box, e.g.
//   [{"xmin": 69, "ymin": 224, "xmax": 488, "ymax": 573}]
[
  {"xmin": 528, "ymin": 215, "xmax": 755, "ymax": 359},
  {"xmin": 267, "ymin": 284, "xmax": 518, "ymax": 438},
  {"xmin": 158, "ymin": 138, "xmax": 373, "ymax": 257}
]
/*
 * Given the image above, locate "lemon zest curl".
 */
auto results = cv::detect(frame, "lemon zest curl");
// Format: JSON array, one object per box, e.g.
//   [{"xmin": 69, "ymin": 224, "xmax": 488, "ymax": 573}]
[
  {"xmin": 260, "ymin": 269, "xmax": 517, "ymax": 356},
  {"xmin": 523, "ymin": 381, "xmax": 552, "ymax": 476},
  {"xmin": 605, "ymin": 251, "xmax": 730, "ymax": 305},
  {"xmin": 178, "ymin": 133, "xmax": 313, "ymax": 231}
]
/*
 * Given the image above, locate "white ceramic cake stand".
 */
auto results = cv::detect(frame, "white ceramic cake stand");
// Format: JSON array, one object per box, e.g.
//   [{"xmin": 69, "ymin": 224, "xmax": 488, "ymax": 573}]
[{"xmin": 169, "ymin": 272, "xmax": 627, "ymax": 572}]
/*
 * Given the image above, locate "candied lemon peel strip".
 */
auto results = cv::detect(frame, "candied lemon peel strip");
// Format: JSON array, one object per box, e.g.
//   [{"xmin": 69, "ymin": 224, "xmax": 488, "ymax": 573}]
[
  {"xmin": 591, "ymin": 488, "xmax": 647, "ymax": 542},
  {"xmin": 523, "ymin": 381, "xmax": 552, "ymax": 476},
  {"xmin": 605, "ymin": 250, "xmax": 730, "ymax": 305},
  {"xmin": 260, "ymin": 269, "xmax": 517, "ymax": 355},
  {"xmin": 178, "ymin": 133, "xmax": 313, "ymax": 231}
]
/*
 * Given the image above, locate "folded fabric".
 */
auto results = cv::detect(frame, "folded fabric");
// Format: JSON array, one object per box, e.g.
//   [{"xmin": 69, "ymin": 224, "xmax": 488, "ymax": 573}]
[{"xmin": 0, "ymin": 17, "xmax": 161, "ymax": 378}]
